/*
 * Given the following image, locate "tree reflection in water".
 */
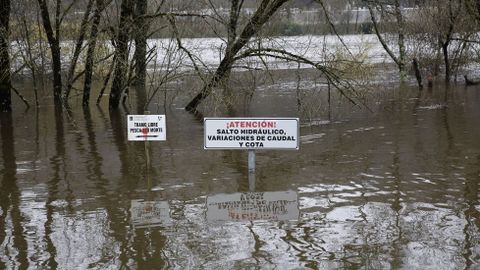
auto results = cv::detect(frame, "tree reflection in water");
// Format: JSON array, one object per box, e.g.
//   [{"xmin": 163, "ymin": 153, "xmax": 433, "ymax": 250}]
[{"xmin": 0, "ymin": 84, "xmax": 479, "ymax": 268}]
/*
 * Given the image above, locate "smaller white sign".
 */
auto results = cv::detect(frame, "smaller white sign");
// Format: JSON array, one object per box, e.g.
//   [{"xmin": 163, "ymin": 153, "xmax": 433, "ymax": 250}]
[
  {"xmin": 127, "ymin": 115, "xmax": 166, "ymax": 141},
  {"xmin": 206, "ymin": 191, "xmax": 299, "ymax": 222},
  {"xmin": 204, "ymin": 118, "xmax": 299, "ymax": 150},
  {"xmin": 130, "ymin": 200, "xmax": 171, "ymax": 228}
]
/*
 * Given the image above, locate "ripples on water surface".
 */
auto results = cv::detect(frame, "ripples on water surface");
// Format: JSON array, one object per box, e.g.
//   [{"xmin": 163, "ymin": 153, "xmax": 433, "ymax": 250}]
[{"xmin": 0, "ymin": 83, "xmax": 480, "ymax": 269}]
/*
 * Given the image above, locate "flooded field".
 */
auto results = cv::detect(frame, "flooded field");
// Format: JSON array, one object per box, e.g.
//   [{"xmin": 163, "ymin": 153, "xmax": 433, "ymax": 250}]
[{"xmin": 1, "ymin": 80, "xmax": 480, "ymax": 269}]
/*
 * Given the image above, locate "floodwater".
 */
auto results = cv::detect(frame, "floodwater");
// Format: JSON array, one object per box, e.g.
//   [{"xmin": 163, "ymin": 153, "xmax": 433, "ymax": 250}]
[{"xmin": 1, "ymin": 80, "xmax": 480, "ymax": 269}]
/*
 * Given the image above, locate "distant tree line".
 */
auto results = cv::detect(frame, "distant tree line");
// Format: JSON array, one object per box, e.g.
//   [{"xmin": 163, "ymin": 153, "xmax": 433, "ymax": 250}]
[{"xmin": 0, "ymin": 0, "xmax": 479, "ymax": 112}]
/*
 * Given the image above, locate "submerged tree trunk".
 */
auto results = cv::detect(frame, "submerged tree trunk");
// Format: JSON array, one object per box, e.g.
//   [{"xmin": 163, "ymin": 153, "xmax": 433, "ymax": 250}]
[
  {"xmin": 65, "ymin": 0, "xmax": 94, "ymax": 101},
  {"xmin": 443, "ymin": 42, "xmax": 451, "ymax": 82},
  {"xmin": 0, "ymin": 0, "xmax": 12, "ymax": 112},
  {"xmin": 185, "ymin": 0, "xmax": 288, "ymax": 112},
  {"xmin": 441, "ymin": 0, "xmax": 458, "ymax": 83},
  {"xmin": 394, "ymin": 0, "xmax": 406, "ymax": 79},
  {"xmin": 109, "ymin": 0, "xmax": 134, "ymax": 109},
  {"xmin": 83, "ymin": 0, "xmax": 104, "ymax": 106},
  {"xmin": 413, "ymin": 58, "xmax": 423, "ymax": 89},
  {"xmin": 133, "ymin": 0, "xmax": 148, "ymax": 88},
  {"xmin": 132, "ymin": 0, "xmax": 148, "ymax": 111},
  {"xmin": 37, "ymin": 0, "xmax": 63, "ymax": 104}
]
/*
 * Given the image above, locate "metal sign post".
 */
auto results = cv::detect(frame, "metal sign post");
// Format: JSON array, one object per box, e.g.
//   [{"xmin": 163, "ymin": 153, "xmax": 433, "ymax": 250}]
[
  {"xmin": 144, "ymin": 111, "xmax": 151, "ymax": 189},
  {"xmin": 248, "ymin": 150, "xmax": 256, "ymax": 191},
  {"xmin": 248, "ymin": 149, "xmax": 256, "ymax": 173},
  {"xmin": 144, "ymin": 112, "xmax": 151, "ymax": 178},
  {"xmin": 145, "ymin": 140, "xmax": 151, "ymax": 170}
]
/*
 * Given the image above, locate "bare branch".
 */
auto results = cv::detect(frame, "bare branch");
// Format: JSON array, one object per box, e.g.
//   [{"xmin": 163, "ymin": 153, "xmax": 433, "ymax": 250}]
[
  {"xmin": 366, "ymin": 3, "xmax": 400, "ymax": 66},
  {"xmin": 314, "ymin": 0, "xmax": 354, "ymax": 57},
  {"xmin": 167, "ymin": 15, "xmax": 209, "ymax": 84},
  {"xmin": 142, "ymin": 12, "xmax": 223, "ymax": 24},
  {"xmin": 235, "ymin": 48, "xmax": 363, "ymax": 106}
]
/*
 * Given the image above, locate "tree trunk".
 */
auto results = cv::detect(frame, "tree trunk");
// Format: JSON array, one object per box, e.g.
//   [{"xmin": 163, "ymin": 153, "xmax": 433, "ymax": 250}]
[
  {"xmin": 133, "ymin": 0, "xmax": 148, "ymax": 88},
  {"xmin": 185, "ymin": 55, "xmax": 235, "ymax": 112},
  {"xmin": 132, "ymin": 0, "xmax": 148, "ymax": 112},
  {"xmin": 367, "ymin": 2, "xmax": 406, "ymax": 81},
  {"xmin": 185, "ymin": 0, "xmax": 288, "ymax": 112},
  {"xmin": 443, "ymin": 42, "xmax": 451, "ymax": 82},
  {"xmin": 394, "ymin": 0, "xmax": 406, "ymax": 80},
  {"xmin": 222, "ymin": 0, "xmax": 242, "ymax": 109},
  {"xmin": 83, "ymin": 0, "xmax": 104, "ymax": 106},
  {"xmin": 65, "ymin": 0, "xmax": 94, "ymax": 101},
  {"xmin": 442, "ymin": 0, "xmax": 455, "ymax": 83},
  {"xmin": 0, "ymin": 110, "xmax": 28, "ymax": 270},
  {"xmin": 0, "ymin": 0, "xmax": 12, "ymax": 112},
  {"xmin": 37, "ymin": 0, "xmax": 62, "ymax": 104},
  {"xmin": 109, "ymin": 0, "xmax": 134, "ymax": 109},
  {"xmin": 413, "ymin": 58, "xmax": 423, "ymax": 89}
]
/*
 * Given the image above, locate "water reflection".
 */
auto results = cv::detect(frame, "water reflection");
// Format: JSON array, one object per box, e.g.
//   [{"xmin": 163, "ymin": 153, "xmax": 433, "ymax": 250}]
[
  {"xmin": 463, "ymin": 154, "xmax": 480, "ymax": 269},
  {"xmin": 206, "ymin": 191, "xmax": 299, "ymax": 222},
  {"xmin": 130, "ymin": 199, "xmax": 171, "ymax": 228},
  {"xmin": 44, "ymin": 105, "xmax": 66, "ymax": 269},
  {"xmin": 0, "ymin": 83, "xmax": 479, "ymax": 268},
  {"xmin": 206, "ymin": 158, "xmax": 299, "ymax": 222},
  {"xmin": 0, "ymin": 113, "xmax": 28, "ymax": 269}
]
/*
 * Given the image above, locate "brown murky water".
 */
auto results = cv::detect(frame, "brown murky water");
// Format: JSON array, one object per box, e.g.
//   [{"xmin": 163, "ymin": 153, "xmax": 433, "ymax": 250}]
[{"xmin": 1, "ymin": 80, "xmax": 480, "ymax": 269}]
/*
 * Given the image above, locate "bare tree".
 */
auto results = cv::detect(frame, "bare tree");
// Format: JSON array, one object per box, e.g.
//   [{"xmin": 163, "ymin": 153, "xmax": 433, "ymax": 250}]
[
  {"xmin": 16, "ymin": 9, "xmax": 41, "ymax": 106},
  {"xmin": 83, "ymin": 0, "xmax": 107, "ymax": 106},
  {"xmin": 133, "ymin": 0, "xmax": 148, "ymax": 88},
  {"xmin": 37, "ymin": 0, "xmax": 63, "ymax": 104},
  {"xmin": 416, "ymin": 0, "xmax": 468, "ymax": 83},
  {"xmin": 64, "ymin": 0, "xmax": 95, "ymax": 100},
  {"xmin": 109, "ymin": 0, "xmax": 134, "ymax": 109},
  {"xmin": 366, "ymin": 0, "xmax": 407, "ymax": 81},
  {"xmin": 185, "ymin": 0, "xmax": 289, "ymax": 113},
  {"xmin": 130, "ymin": 0, "xmax": 149, "ymax": 111},
  {"xmin": 438, "ymin": 0, "xmax": 461, "ymax": 82}
]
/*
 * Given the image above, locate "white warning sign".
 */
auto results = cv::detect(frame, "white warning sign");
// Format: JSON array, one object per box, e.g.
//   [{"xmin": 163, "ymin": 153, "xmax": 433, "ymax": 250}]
[
  {"xmin": 204, "ymin": 118, "xmax": 299, "ymax": 150},
  {"xmin": 127, "ymin": 115, "xmax": 166, "ymax": 141},
  {"xmin": 206, "ymin": 191, "xmax": 299, "ymax": 222}
]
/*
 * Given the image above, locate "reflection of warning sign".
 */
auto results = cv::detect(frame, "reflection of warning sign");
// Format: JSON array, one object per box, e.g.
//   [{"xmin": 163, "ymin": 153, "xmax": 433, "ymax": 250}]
[
  {"xmin": 127, "ymin": 115, "xmax": 166, "ymax": 141},
  {"xmin": 206, "ymin": 191, "xmax": 299, "ymax": 222},
  {"xmin": 130, "ymin": 200, "xmax": 171, "ymax": 228}
]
